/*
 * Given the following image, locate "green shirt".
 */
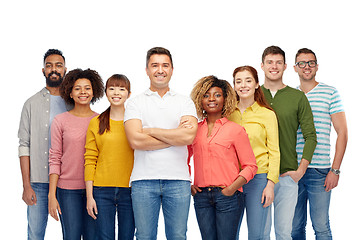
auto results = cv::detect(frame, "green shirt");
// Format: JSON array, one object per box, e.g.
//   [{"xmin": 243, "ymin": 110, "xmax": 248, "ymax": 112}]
[{"xmin": 261, "ymin": 85, "xmax": 317, "ymax": 174}]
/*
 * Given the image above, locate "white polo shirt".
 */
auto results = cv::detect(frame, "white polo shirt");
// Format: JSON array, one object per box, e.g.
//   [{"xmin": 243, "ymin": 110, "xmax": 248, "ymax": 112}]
[{"xmin": 124, "ymin": 88, "xmax": 197, "ymax": 183}]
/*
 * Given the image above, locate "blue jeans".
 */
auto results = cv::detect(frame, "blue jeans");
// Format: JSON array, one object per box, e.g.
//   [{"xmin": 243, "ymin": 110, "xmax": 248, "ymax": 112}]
[
  {"xmin": 194, "ymin": 187, "xmax": 244, "ymax": 240},
  {"xmin": 264, "ymin": 175, "xmax": 298, "ymax": 240},
  {"xmin": 93, "ymin": 187, "xmax": 135, "ymax": 240},
  {"xmin": 131, "ymin": 180, "xmax": 191, "ymax": 240},
  {"xmin": 240, "ymin": 174, "xmax": 270, "ymax": 240},
  {"xmin": 27, "ymin": 183, "xmax": 49, "ymax": 240},
  {"xmin": 292, "ymin": 168, "xmax": 332, "ymax": 240},
  {"xmin": 57, "ymin": 188, "xmax": 96, "ymax": 240}
]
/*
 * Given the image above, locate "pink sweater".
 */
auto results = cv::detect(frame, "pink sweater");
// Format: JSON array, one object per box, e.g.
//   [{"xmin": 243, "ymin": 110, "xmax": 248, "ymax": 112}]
[{"xmin": 49, "ymin": 111, "xmax": 98, "ymax": 189}]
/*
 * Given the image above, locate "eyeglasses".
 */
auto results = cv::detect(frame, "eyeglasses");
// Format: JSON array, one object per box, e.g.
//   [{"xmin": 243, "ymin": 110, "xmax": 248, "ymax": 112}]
[{"xmin": 296, "ymin": 60, "xmax": 317, "ymax": 68}]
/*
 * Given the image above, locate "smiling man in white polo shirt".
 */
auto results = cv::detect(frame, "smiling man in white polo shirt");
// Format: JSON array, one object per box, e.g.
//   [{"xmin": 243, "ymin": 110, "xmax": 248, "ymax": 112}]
[{"xmin": 124, "ymin": 47, "xmax": 198, "ymax": 240}]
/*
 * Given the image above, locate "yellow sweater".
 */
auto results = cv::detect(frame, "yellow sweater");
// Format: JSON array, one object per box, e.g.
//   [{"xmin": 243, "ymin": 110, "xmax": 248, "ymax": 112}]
[
  {"xmin": 84, "ymin": 117, "xmax": 134, "ymax": 187},
  {"xmin": 228, "ymin": 102, "xmax": 280, "ymax": 184}
]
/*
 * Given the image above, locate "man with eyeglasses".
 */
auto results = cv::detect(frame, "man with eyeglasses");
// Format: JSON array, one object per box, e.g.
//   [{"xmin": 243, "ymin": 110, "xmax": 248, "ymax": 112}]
[
  {"xmin": 292, "ymin": 48, "xmax": 348, "ymax": 240},
  {"xmin": 260, "ymin": 46, "xmax": 317, "ymax": 240}
]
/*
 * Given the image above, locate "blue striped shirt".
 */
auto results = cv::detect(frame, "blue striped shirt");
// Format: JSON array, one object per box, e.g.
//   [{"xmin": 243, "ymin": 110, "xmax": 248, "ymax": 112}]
[{"xmin": 296, "ymin": 82, "xmax": 344, "ymax": 168}]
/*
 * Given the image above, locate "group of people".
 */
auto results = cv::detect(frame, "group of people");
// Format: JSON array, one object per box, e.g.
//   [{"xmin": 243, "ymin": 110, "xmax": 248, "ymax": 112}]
[{"xmin": 18, "ymin": 46, "xmax": 347, "ymax": 240}]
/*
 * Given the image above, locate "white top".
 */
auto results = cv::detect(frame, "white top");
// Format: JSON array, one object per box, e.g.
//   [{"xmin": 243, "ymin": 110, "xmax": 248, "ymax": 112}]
[
  {"xmin": 296, "ymin": 82, "xmax": 344, "ymax": 168},
  {"xmin": 124, "ymin": 88, "xmax": 197, "ymax": 183}
]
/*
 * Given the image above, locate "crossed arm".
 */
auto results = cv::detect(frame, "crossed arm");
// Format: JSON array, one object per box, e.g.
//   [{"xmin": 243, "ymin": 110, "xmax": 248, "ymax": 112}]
[{"xmin": 124, "ymin": 115, "xmax": 198, "ymax": 150}]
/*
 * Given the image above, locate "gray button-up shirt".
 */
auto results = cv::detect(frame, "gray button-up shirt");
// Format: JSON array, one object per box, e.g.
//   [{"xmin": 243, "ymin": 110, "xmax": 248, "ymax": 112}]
[{"xmin": 18, "ymin": 87, "xmax": 72, "ymax": 183}]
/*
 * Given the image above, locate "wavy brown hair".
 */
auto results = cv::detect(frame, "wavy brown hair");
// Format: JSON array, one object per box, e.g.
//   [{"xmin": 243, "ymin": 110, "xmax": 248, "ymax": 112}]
[
  {"xmin": 233, "ymin": 66, "xmax": 273, "ymax": 111},
  {"xmin": 98, "ymin": 74, "xmax": 131, "ymax": 135},
  {"xmin": 191, "ymin": 75, "xmax": 237, "ymax": 120}
]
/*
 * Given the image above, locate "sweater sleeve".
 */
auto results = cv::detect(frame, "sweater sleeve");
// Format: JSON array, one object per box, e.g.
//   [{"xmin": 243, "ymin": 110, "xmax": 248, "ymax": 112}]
[
  {"xmin": 234, "ymin": 127, "xmax": 258, "ymax": 182},
  {"xmin": 265, "ymin": 111, "xmax": 280, "ymax": 184},
  {"xmin": 84, "ymin": 118, "xmax": 99, "ymax": 182},
  {"xmin": 298, "ymin": 93, "xmax": 317, "ymax": 162},
  {"xmin": 49, "ymin": 117, "xmax": 63, "ymax": 176}
]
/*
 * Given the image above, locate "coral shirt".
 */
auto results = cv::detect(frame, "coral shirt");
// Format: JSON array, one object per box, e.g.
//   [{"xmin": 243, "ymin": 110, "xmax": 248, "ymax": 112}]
[{"xmin": 189, "ymin": 117, "xmax": 257, "ymax": 191}]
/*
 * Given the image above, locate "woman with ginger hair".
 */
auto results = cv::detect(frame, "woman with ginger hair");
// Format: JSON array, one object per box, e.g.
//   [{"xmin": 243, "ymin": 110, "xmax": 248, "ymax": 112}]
[{"xmin": 228, "ymin": 66, "xmax": 280, "ymax": 240}]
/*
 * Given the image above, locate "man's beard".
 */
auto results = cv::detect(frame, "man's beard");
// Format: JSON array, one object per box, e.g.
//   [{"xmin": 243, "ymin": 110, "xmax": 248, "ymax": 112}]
[{"xmin": 45, "ymin": 71, "xmax": 63, "ymax": 87}]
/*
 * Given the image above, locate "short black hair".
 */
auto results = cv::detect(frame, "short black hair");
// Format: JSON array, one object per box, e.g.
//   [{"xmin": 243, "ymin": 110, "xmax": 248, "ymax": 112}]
[{"xmin": 44, "ymin": 49, "xmax": 65, "ymax": 63}]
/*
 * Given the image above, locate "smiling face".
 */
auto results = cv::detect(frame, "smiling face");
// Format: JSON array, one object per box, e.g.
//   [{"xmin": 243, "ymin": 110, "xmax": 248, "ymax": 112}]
[
  {"xmin": 261, "ymin": 54, "xmax": 287, "ymax": 82},
  {"xmin": 294, "ymin": 53, "xmax": 318, "ymax": 82},
  {"xmin": 234, "ymin": 70, "xmax": 259, "ymax": 101},
  {"xmin": 70, "ymin": 78, "xmax": 93, "ymax": 106},
  {"xmin": 106, "ymin": 85, "xmax": 129, "ymax": 107},
  {"xmin": 146, "ymin": 54, "xmax": 173, "ymax": 92},
  {"xmin": 201, "ymin": 86, "xmax": 224, "ymax": 118},
  {"xmin": 42, "ymin": 54, "xmax": 67, "ymax": 87}
]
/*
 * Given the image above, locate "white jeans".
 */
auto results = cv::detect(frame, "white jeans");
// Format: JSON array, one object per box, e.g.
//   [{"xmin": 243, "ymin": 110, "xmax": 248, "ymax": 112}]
[{"xmin": 264, "ymin": 175, "xmax": 299, "ymax": 240}]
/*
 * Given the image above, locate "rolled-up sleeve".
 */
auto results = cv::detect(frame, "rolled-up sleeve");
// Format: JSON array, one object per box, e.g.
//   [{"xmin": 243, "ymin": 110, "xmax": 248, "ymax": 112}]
[
  {"xmin": 265, "ymin": 111, "xmax": 280, "ymax": 184},
  {"xmin": 18, "ymin": 102, "xmax": 31, "ymax": 157},
  {"xmin": 234, "ymin": 127, "xmax": 258, "ymax": 182}
]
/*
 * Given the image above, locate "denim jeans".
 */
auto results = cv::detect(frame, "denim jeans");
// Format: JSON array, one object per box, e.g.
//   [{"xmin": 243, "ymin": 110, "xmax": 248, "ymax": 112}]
[
  {"xmin": 292, "ymin": 168, "xmax": 332, "ymax": 240},
  {"xmin": 264, "ymin": 175, "xmax": 298, "ymax": 240},
  {"xmin": 240, "ymin": 174, "xmax": 270, "ymax": 240},
  {"xmin": 57, "ymin": 188, "xmax": 96, "ymax": 240},
  {"xmin": 93, "ymin": 187, "xmax": 135, "ymax": 240},
  {"xmin": 131, "ymin": 180, "xmax": 191, "ymax": 240},
  {"xmin": 27, "ymin": 183, "xmax": 49, "ymax": 240},
  {"xmin": 193, "ymin": 187, "xmax": 244, "ymax": 240}
]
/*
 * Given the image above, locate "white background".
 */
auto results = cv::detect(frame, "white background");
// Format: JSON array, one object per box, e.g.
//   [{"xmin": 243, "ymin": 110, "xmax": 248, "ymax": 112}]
[{"xmin": 1, "ymin": 0, "xmax": 358, "ymax": 239}]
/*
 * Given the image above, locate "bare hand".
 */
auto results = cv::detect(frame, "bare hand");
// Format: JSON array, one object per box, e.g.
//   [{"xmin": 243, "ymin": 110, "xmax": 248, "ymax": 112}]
[
  {"xmin": 48, "ymin": 196, "xmax": 61, "ymax": 221},
  {"xmin": 178, "ymin": 119, "xmax": 193, "ymax": 129},
  {"xmin": 281, "ymin": 169, "xmax": 304, "ymax": 183},
  {"xmin": 191, "ymin": 185, "xmax": 202, "ymax": 196},
  {"xmin": 324, "ymin": 171, "xmax": 339, "ymax": 192},
  {"xmin": 86, "ymin": 197, "xmax": 98, "ymax": 220},
  {"xmin": 22, "ymin": 186, "xmax": 37, "ymax": 206},
  {"xmin": 261, "ymin": 182, "xmax": 274, "ymax": 208},
  {"xmin": 221, "ymin": 186, "xmax": 236, "ymax": 197}
]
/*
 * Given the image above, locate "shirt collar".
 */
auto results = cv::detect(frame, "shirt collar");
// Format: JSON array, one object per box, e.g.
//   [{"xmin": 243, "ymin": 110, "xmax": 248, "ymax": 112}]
[
  {"xmin": 41, "ymin": 87, "xmax": 50, "ymax": 97},
  {"xmin": 199, "ymin": 117, "xmax": 229, "ymax": 126},
  {"xmin": 145, "ymin": 88, "xmax": 176, "ymax": 97},
  {"xmin": 235, "ymin": 101, "xmax": 260, "ymax": 113},
  {"xmin": 249, "ymin": 102, "xmax": 260, "ymax": 112}
]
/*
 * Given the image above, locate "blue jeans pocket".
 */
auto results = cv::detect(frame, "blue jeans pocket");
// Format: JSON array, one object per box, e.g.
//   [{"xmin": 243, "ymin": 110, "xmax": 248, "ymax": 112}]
[{"xmin": 314, "ymin": 168, "xmax": 330, "ymax": 176}]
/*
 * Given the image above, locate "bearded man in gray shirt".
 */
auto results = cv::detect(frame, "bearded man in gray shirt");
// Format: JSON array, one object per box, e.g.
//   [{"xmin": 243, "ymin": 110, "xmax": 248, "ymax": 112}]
[{"xmin": 18, "ymin": 49, "xmax": 72, "ymax": 240}]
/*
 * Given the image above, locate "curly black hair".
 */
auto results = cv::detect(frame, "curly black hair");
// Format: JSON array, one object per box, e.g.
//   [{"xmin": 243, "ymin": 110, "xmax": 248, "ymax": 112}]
[{"xmin": 60, "ymin": 68, "xmax": 104, "ymax": 105}]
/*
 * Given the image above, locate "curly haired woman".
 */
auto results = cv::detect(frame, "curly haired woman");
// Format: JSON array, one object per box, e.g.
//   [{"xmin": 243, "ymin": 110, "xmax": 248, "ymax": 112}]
[
  {"xmin": 189, "ymin": 75, "xmax": 258, "ymax": 240},
  {"xmin": 48, "ymin": 68, "xmax": 104, "ymax": 240}
]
